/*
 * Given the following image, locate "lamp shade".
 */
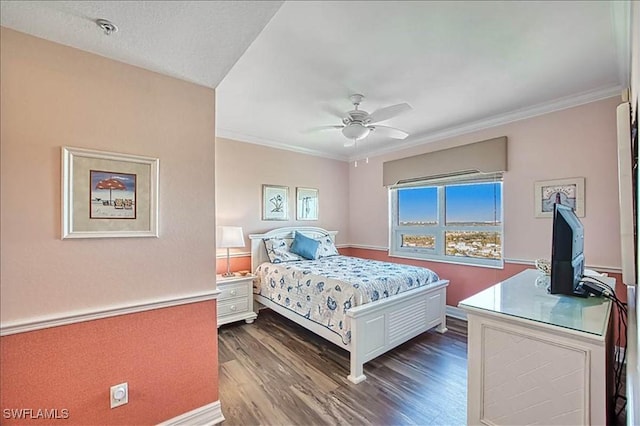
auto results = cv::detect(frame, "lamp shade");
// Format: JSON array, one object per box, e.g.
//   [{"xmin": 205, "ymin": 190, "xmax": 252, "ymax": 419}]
[
  {"xmin": 342, "ymin": 123, "xmax": 370, "ymax": 140},
  {"xmin": 216, "ymin": 226, "xmax": 245, "ymax": 248}
]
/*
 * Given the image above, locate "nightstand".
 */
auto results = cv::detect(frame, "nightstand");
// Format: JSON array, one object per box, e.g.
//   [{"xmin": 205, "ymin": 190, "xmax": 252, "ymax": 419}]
[{"xmin": 216, "ymin": 274, "xmax": 257, "ymax": 327}]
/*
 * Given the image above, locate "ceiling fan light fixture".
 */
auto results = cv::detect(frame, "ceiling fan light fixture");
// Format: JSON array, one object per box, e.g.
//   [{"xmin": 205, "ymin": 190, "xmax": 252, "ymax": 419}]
[
  {"xmin": 342, "ymin": 123, "xmax": 370, "ymax": 140},
  {"xmin": 309, "ymin": 94, "xmax": 411, "ymax": 146}
]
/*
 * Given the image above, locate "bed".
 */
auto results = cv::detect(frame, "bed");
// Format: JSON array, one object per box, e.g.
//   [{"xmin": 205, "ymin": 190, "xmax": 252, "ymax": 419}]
[{"xmin": 249, "ymin": 226, "xmax": 449, "ymax": 384}]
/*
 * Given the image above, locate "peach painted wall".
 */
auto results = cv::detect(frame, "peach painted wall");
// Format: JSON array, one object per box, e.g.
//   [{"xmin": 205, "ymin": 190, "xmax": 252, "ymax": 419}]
[
  {"xmin": 349, "ymin": 97, "xmax": 622, "ymax": 272},
  {"xmin": 347, "ymin": 97, "xmax": 626, "ymax": 305},
  {"xmin": 0, "ymin": 301, "xmax": 218, "ymax": 425},
  {"xmin": 1, "ymin": 28, "xmax": 217, "ymax": 322},
  {"xmin": 1, "ymin": 28, "xmax": 218, "ymax": 422},
  {"xmin": 215, "ymin": 137, "xmax": 350, "ymax": 271},
  {"xmin": 217, "ymin": 99, "xmax": 624, "ymax": 304}
]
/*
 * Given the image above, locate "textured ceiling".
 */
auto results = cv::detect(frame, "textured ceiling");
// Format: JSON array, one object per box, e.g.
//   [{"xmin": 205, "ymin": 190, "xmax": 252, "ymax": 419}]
[
  {"xmin": 0, "ymin": 0, "xmax": 283, "ymax": 88},
  {"xmin": 0, "ymin": 1, "xmax": 630, "ymax": 161}
]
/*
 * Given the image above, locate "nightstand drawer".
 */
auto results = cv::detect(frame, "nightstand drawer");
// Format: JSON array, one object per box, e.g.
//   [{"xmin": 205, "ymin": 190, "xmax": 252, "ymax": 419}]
[
  {"xmin": 218, "ymin": 298, "xmax": 249, "ymax": 317},
  {"xmin": 218, "ymin": 282, "xmax": 251, "ymax": 301},
  {"xmin": 216, "ymin": 274, "xmax": 257, "ymax": 326}
]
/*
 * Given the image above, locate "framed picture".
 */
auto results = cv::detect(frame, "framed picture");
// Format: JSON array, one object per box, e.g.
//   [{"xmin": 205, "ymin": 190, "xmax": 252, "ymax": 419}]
[
  {"xmin": 296, "ymin": 187, "xmax": 319, "ymax": 221},
  {"xmin": 262, "ymin": 184, "xmax": 289, "ymax": 220},
  {"xmin": 534, "ymin": 177, "xmax": 585, "ymax": 218},
  {"xmin": 62, "ymin": 147, "xmax": 159, "ymax": 238}
]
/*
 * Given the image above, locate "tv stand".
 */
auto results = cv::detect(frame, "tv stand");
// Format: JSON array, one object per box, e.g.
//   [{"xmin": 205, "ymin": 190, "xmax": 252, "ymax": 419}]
[{"xmin": 460, "ymin": 269, "xmax": 613, "ymax": 425}]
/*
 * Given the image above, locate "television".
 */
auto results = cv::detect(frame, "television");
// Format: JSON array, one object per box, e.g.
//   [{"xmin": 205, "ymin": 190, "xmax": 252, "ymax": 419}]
[{"xmin": 550, "ymin": 203, "xmax": 586, "ymax": 296}]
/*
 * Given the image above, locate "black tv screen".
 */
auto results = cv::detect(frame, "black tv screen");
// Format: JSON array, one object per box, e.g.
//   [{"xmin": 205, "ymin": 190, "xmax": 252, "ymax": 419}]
[{"xmin": 550, "ymin": 203, "xmax": 585, "ymax": 296}]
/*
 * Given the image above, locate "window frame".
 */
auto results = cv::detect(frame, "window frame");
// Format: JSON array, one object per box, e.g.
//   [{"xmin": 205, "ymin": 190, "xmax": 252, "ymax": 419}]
[{"xmin": 389, "ymin": 181, "xmax": 504, "ymax": 268}]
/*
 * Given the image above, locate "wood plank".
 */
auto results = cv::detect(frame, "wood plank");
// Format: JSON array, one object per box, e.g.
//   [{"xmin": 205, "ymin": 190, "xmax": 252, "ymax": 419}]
[
  {"xmin": 218, "ymin": 309, "xmax": 467, "ymax": 425},
  {"xmin": 219, "ymin": 309, "xmax": 628, "ymax": 425}
]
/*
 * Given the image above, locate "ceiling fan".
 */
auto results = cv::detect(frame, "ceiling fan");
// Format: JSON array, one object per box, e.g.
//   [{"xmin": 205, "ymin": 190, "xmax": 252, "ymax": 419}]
[{"xmin": 312, "ymin": 94, "xmax": 412, "ymax": 147}]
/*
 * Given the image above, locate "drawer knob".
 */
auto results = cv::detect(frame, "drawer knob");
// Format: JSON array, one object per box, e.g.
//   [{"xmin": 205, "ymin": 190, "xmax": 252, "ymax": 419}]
[
  {"xmin": 230, "ymin": 290, "xmax": 237, "ymax": 296},
  {"xmin": 230, "ymin": 305, "xmax": 236, "ymax": 311}
]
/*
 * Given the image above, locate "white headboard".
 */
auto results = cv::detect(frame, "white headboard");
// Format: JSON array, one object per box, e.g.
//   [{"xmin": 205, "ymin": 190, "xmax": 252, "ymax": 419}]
[{"xmin": 248, "ymin": 227, "xmax": 338, "ymax": 272}]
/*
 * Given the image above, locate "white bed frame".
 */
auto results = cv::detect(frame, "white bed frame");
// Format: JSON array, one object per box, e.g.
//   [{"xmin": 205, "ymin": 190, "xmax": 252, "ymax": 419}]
[{"xmin": 249, "ymin": 226, "xmax": 449, "ymax": 384}]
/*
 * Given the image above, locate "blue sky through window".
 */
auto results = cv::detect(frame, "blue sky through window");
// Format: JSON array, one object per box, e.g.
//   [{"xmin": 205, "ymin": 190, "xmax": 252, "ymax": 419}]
[
  {"xmin": 398, "ymin": 183, "xmax": 502, "ymax": 224},
  {"xmin": 446, "ymin": 183, "xmax": 501, "ymax": 224},
  {"xmin": 398, "ymin": 187, "xmax": 437, "ymax": 223}
]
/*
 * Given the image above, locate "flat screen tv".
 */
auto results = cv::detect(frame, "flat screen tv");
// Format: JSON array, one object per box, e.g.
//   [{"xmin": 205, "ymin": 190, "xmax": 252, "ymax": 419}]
[{"xmin": 550, "ymin": 203, "xmax": 585, "ymax": 296}]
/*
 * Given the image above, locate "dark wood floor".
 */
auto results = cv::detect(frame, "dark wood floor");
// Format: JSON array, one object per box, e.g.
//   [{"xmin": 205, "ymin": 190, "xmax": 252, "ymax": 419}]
[{"xmin": 218, "ymin": 310, "xmax": 468, "ymax": 425}]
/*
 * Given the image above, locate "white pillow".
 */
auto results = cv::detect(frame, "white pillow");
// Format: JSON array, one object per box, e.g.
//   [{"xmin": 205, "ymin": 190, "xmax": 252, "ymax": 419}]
[
  {"xmin": 316, "ymin": 236, "xmax": 339, "ymax": 258},
  {"xmin": 264, "ymin": 237, "xmax": 303, "ymax": 263}
]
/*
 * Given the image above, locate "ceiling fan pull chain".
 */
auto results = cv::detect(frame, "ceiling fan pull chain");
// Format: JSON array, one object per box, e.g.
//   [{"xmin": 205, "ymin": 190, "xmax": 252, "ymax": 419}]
[{"xmin": 354, "ymin": 139, "xmax": 358, "ymax": 168}]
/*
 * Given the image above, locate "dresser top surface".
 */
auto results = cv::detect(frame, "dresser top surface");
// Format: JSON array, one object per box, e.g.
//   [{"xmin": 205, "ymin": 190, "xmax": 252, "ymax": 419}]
[{"xmin": 459, "ymin": 269, "xmax": 612, "ymax": 336}]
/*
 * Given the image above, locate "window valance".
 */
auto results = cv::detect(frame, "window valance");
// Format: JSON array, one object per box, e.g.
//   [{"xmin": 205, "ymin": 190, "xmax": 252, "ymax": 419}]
[{"xmin": 382, "ymin": 136, "xmax": 507, "ymax": 187}]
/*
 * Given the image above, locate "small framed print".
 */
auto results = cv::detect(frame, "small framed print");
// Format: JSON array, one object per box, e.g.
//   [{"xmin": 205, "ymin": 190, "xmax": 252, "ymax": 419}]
[
  {"xmin": 262, "ymin": 184, "xmax": 289, "ymax": 220},
  {"xmin": 62, "ymin": 147, "xmax": 159, "ymax": 238},
  {"xmin": 534, "ymin": 177, "xmax": 585, "ymax": 218},
  {"xmin": 296, "ymin": 187, "xmax": 319, "ymax": 221}
]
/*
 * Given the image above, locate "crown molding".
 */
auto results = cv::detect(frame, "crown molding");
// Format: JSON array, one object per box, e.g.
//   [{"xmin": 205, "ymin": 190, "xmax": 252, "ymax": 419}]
[
  {"xmin": 218, "ymin": 88, "xmax": 622, "ymax": 163},
  {"xmin": 352, "ymin": 87, "xmax": 622, "ymax": 161},
  {"xmin": 216, "ymin": 129, "xmax": 349, "ymax": 161}
]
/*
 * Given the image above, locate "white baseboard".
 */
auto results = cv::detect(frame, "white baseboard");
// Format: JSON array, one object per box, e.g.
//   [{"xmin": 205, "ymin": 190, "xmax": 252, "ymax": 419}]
[
  {"xmin": 345, "ymin": 244, "xmax": 388, "ymax": 251},
  {"xmin": 158, "ymin": 400, "xmax": 224, "ymax": 426},
  {"xmin": 446, "ymin": 305, "xmax": 467, "ymax": 321}
]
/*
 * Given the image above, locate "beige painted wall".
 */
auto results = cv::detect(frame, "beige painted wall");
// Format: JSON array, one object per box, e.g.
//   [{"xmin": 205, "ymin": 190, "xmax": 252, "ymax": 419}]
[
  {"xmin": 0, "ymin": 28, "xmax": 217, "ymax": 323},
  {"xmin": 215, "ymin": 138, "xmax": 350, "ymax": 247},
  {"xmin": 349, "ymin": 96, "xmax": 623, "ymax": 270}
]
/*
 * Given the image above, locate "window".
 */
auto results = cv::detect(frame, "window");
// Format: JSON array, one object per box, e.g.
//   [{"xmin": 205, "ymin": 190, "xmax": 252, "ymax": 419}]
[{"xmin": 390, "ymin": 180, "xmax": 503, "ymax": 267}]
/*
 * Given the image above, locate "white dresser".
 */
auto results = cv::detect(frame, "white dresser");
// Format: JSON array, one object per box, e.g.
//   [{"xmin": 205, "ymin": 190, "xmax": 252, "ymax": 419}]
[
  {"xmin": 216, "ymin": 274, "xmax": 257, "ymax": 327},
  {"xmin": 459, "ymin": 269, "xmax": 613, "ymax": 425}
]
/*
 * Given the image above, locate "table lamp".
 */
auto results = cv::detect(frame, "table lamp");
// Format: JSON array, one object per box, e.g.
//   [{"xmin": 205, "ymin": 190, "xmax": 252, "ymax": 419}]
[{"xmin": 217, "ymin": 226, "xmax": 245, "ymax": 277}]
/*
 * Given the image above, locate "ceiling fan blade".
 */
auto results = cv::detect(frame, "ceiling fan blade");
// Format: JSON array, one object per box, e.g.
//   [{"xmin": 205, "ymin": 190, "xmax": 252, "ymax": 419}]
[
  {"xmin": 371, "ymin": 125, "xmax": 409, "ymax": 140},
  {"xmin": 321, "ymin": 103, "xmax": 346, "ymax": 119},
  {"xmin": 304, "ymin": 125, "xmax": 343, "ymax": 134},
  {"xmin": 369, "ymin": 103, "xmax": 412, "ymax": 124}
]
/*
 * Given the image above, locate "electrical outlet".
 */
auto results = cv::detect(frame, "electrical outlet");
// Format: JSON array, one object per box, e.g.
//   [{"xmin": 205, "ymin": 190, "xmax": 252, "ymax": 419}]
[{"xmin": 110, "ymin": 382, "xmax": 128, "ymax": 408}]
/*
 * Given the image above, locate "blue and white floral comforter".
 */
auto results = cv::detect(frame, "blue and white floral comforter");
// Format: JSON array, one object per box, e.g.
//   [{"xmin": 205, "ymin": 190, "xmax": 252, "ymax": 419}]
[{"xmin": 253, "ymin": 255, "xmax": 440, "ymax": 345}]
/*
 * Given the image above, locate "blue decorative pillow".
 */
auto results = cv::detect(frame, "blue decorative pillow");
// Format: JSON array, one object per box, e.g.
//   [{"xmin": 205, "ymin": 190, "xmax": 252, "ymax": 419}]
[
  {"xmin": 290, "ymin": 232, "xmax": 320, "ymax": 260},
  {"xmin": 264, "ymin": 238, "xmax": 302, "ymax": 263},
  {"xmin": 316, "ymin": 236, "xmax": 339, "ymax": 258}
]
